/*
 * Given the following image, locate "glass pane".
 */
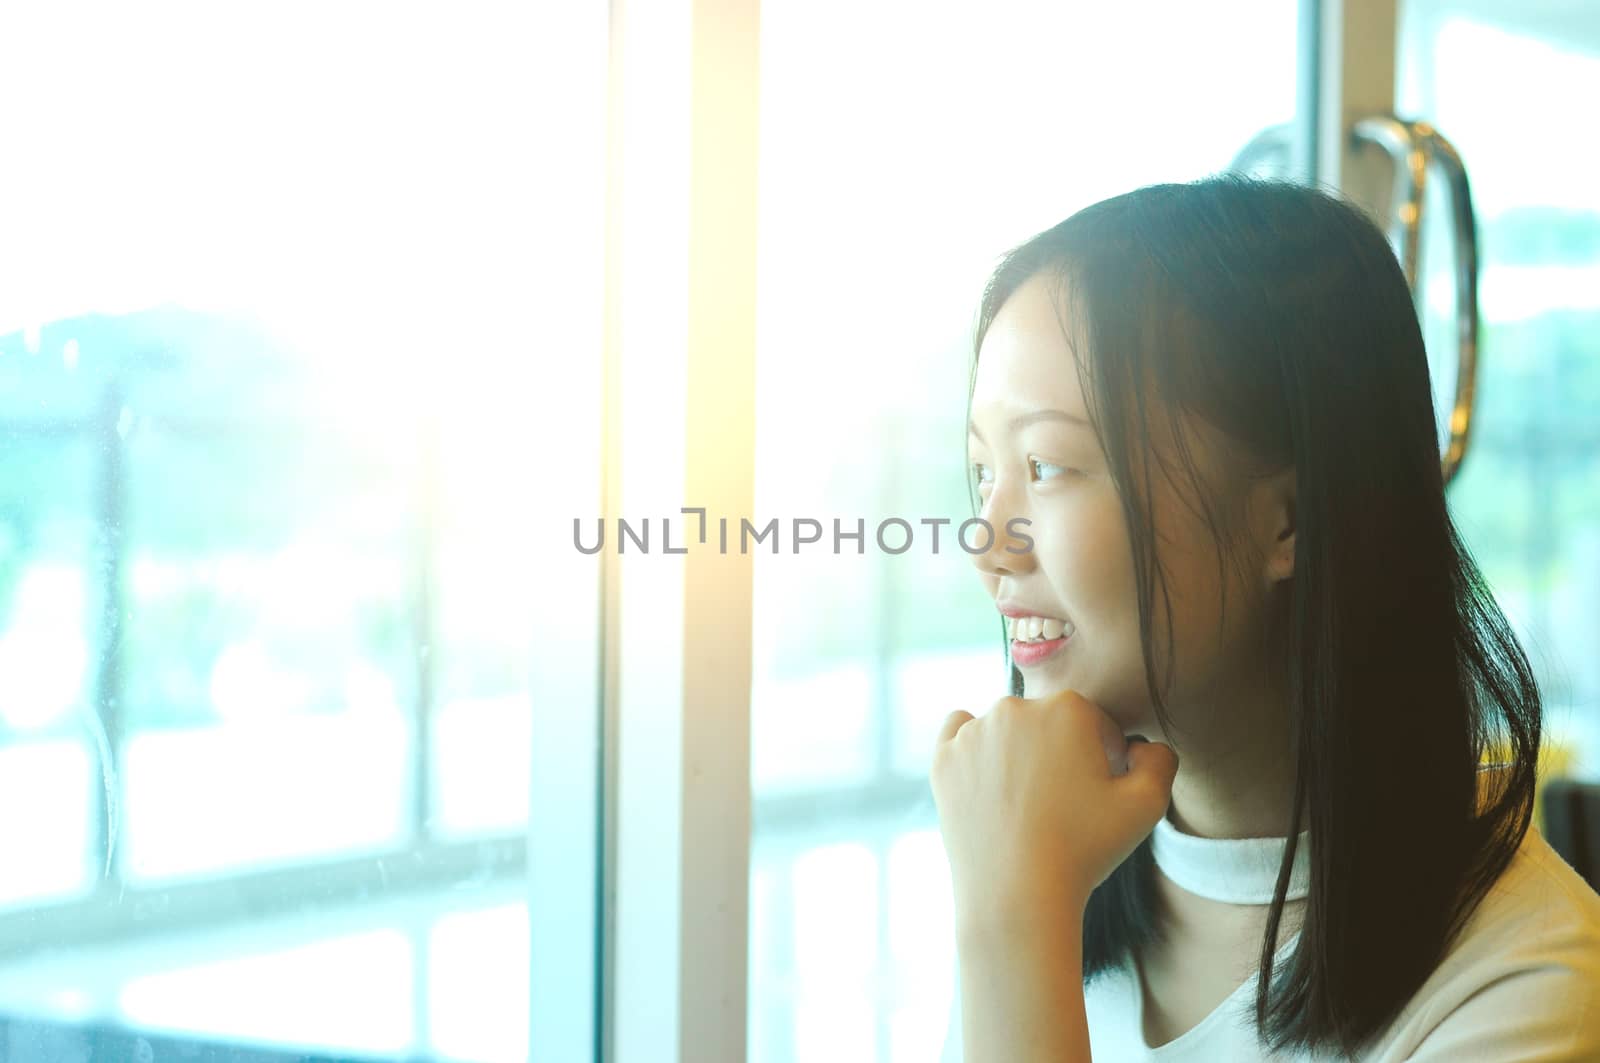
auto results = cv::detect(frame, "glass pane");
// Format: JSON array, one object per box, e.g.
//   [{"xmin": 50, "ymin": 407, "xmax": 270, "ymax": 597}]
[
  {"xmin": 1399, "ymin": 2, "xmax": 1600, "ymax": 779},
  {"xmin": 121, "ymin": 408, "xmax": 417, "ymax": 880},
  {"xmin": 750, "ymin": 3, "xmax": 1304, "ymax": 1061},
  {"xmin": 430, "ymin": 415, "xmax": 540, "ymax": 840},
  {"xmin": 0, "ymin": 433, "xmax": 97, "ymax": 907},
  {"xmin": 0, "ymin": 5, "xmax": 597, "ymax": 1060}
]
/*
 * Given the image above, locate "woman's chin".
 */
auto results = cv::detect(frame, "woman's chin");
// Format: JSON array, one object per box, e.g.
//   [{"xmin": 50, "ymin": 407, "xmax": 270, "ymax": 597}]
[
  {"xmin": 1025, "ymin": 679, "xmax": 1152, "ymax": 735},
  {"xmin": 1108, "ymin": 704, "xmax": 1162, "ymax": 739}
]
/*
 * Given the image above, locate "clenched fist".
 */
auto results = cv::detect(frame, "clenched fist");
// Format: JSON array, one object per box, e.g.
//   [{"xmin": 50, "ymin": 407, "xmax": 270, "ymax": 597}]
[{"xmin": 930, "ymin": 690, "xmax": 1179, "ymax": 938}]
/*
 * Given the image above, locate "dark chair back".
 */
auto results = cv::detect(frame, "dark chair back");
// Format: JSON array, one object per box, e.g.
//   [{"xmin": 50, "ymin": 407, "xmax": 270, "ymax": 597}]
[{"xmin": 1542, "ymin": 779, "xmax": 1600, "ymax": 893}]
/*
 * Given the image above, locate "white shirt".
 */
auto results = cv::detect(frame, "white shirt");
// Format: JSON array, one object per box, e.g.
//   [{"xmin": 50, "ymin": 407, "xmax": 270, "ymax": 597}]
[{"xmin": 940, "ymin": 825, "xmax": 1600, "ymax": 1061}]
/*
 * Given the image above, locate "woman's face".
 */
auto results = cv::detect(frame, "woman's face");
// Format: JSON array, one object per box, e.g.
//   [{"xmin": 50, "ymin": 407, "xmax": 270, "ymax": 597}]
[{"xmin": 967, "ymin": 272, "xmax": 1286, "ymax": 738}]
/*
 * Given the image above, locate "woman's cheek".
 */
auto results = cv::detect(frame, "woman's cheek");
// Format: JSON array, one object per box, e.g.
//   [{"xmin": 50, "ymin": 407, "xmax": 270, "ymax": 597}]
[
  {"xmin": 1046, "ymin": 496, "xmax": 1134, "ymax": 614},
  {"xmin": 1052, "ymin": 499, "xmax": 1150, "ymax": 706}
]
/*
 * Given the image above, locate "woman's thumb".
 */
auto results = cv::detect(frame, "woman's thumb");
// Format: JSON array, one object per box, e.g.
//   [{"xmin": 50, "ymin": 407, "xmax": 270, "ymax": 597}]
[{"xmin": 1122, "ymin": 737, "xmax": 1179, "ymax": 808}]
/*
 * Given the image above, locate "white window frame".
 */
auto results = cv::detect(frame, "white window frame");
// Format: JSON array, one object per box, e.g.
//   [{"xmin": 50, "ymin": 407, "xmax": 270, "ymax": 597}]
[{"xmin": 586, "ymin": 1, "xmax": 759, "ymax": 1062}]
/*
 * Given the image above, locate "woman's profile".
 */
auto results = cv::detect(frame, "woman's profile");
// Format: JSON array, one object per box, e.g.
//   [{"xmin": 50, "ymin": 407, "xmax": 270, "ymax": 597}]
[{"xmin": 931, "ymin": 175, "xmax": 1600, "ymax": 1062}]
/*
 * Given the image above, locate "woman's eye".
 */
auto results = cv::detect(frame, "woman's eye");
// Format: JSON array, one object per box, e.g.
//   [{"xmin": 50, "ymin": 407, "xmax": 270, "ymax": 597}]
[
  {"xmin": 972, "ymin": 462, "xmax": 993, "ymax": 489},
  {"xmin": 1030, "ymin": 458, "xmax": 1076, "ymax": 481}
]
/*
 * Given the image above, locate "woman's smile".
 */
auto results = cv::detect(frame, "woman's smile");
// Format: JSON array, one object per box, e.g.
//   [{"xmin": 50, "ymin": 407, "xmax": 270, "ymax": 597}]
[
  {"xmin": 996, "ymin": 604, "xmax": 1076, "ymax": 668},
  {"xmin": 1010, "ymin": 629, "xmax": 1072, "ymax": 667}
]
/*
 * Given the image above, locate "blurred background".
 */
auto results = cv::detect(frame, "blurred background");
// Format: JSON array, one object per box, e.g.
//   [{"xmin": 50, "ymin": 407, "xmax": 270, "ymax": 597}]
[{"xmin": 1, "ymin": 1, "xmax": 1598, "ymax": 1061}]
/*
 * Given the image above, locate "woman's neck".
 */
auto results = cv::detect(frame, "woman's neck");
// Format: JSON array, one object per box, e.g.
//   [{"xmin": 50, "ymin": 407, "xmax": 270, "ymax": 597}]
[
  {"xmin": 1168, "ymin": 750, "xmax": 1300, "ymax": 839},
  {"xmin": 1157, "ymin": 672, "xmax": 1302, "ymax": 840}
]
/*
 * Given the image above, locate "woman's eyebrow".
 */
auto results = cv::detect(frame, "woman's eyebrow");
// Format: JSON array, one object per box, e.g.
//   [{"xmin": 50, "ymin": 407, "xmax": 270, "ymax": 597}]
[{"xmin": 967, "ymin": 408, "xmax": 1091, "ymax": 443}]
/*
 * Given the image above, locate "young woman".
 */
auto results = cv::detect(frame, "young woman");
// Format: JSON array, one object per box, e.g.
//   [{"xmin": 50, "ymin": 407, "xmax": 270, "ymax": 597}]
[{"xmin": 932, "ymin": 176, "xmax": 1600, "ymax": 1062}]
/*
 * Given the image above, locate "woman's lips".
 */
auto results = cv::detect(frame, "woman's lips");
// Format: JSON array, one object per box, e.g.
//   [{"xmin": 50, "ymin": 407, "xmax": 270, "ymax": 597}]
[{"xmin": 1010, "ymin": 630, "xmax": 1071, "ymax": 667}]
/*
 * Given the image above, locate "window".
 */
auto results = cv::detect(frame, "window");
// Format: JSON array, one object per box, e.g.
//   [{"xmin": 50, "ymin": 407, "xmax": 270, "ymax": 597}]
[{"xmin": 0, "ymin": 5, "xmax": 603, "ymax": 1060}]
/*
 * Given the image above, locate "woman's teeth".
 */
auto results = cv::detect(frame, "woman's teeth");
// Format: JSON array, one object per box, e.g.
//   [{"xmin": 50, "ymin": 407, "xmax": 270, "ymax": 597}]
[{"xmin": 1007, "ymin": 616, "xmax": 1074, "ymax": 642}]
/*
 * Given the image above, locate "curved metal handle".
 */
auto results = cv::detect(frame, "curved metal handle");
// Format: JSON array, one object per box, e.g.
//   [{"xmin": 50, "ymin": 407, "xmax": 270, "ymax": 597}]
[
  {"xmin": 1230, "ymin": 114, "xmax": 1481, "ymax": 486},
  {"xmin": 1351, "ymin": 116, "xmax": 1431, "ymax": 296},
  {"xmin": 1415, "ymin": 126, "xmax": 1480, "ymax": 487},
  {"xmin": 1347, "ymin": 116, "xmax": 1480, "ymax": 485}
]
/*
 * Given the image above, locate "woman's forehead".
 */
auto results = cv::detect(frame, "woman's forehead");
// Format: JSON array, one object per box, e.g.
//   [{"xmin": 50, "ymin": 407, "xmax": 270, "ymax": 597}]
[{"xmin": 972, "ymin": 275, "xmax": 1087, "ymax": 418}]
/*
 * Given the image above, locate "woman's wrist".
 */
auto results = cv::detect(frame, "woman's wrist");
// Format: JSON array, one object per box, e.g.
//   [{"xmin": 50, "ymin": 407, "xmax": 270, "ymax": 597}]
[
  {"xmin": 955, "ymin": 881, "xmax": 1090, "ymax": 952},
  {"xmin": 954, "ymin": 888, "xmax": 1092, "ymax": 1063}
]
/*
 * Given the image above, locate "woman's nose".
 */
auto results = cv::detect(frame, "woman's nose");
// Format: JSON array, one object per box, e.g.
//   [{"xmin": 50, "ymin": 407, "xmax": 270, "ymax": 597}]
[{"xmin": 969, "ymin": 489, "xmax": 1036, "ymax": 578}]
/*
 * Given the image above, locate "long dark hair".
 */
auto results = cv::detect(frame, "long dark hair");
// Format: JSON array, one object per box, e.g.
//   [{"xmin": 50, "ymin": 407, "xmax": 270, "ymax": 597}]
[{"xmin": 967, "ymin": 175, "xmax": 1541, "ymax": 1055}]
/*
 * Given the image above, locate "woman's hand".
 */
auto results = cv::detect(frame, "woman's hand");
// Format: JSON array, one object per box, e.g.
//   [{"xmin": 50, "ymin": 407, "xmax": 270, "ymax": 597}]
[{"xmin": 930, "ymin": 690, "xmax": 1179, "ymax": 938}]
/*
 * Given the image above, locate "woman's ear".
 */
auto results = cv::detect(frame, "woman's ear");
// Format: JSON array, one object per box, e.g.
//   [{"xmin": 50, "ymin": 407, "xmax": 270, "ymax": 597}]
[
  {"xmin": 1254, "ymin": 464, "xmax": 1292, "ymax": 585},
  {"xmin": 1260, "ymin": 467, "xmax": 1296, "ymax": 585}
]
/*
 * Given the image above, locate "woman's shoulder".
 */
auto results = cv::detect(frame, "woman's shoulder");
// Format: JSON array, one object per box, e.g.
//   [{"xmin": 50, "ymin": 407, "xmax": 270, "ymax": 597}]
[
  {"xmin": 1370, "ymin": 823, "xmax": 1600, "ymax": 1060},
  {"xmin": 1452, "ymin": 822, "xmax": 1600, "ymax": 963}
]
